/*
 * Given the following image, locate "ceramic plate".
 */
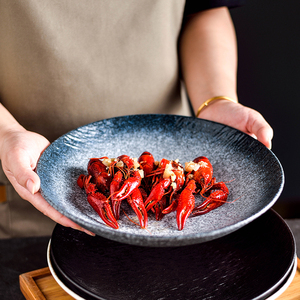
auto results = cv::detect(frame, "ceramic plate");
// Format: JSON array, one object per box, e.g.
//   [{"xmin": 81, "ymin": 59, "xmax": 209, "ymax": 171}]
[
  {"xmin": 47, "ymin": 209, "xmax": 296, "ymax": 300},
  {"xmin": 36, "ymin": 114, "xmax": 284, "ymax": 246}
]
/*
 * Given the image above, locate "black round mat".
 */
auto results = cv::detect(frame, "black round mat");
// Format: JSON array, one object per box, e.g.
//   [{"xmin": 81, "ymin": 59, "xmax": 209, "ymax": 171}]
[{"xmin": 49, "ymin": 209, "xmax": 295, "ymax": 300}]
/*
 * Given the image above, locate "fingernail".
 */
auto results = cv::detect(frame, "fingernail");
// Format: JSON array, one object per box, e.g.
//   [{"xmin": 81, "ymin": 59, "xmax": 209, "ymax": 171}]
[
  {"xmin": 268, "ymin": 141, "xmax": 272, "ymax": 150},
  {"xmin": 83, "ymin": 229, "xmax": 96, "ymax": 236},
  {"xmin": 72, "ymin": 226, "xmax": 95, "ymax": 236},
  {"xmin": 26, "ymin": 179, "xmax": 35, "ymax": 194}
]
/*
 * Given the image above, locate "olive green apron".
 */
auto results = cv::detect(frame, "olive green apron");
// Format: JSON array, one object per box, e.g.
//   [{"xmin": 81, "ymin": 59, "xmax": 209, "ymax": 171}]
[{"xmin": 0, "ymin": 0, "xmax": 190, "ymax": 238}]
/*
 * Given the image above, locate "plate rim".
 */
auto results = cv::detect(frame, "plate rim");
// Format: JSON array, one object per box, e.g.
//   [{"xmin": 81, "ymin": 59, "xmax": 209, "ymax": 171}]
[{"xmin": 37, "ymin": 114, "xmax": 285, "ymax": 247}]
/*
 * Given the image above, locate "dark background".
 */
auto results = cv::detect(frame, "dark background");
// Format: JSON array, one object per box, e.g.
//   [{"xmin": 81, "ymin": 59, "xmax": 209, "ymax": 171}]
[{"xmin": 230, "ymin": 0, "xmax": 300, "ymax": 218}]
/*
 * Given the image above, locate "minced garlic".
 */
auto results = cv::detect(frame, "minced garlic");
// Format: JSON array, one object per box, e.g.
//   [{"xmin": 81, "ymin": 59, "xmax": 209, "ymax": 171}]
[
  {"xmin": 116, "ymin": 160, "xmax": 124, "ymax": 168},
  {"xmin": 185, "ymin": 160, "xmax": 208, "ymax": 172},
  {"xmin": 184, "ymin": 161, "xmax": 200, "ymax": 172},
  {"xmin": 171, "ymin": 182, "xmax": 177, "ymax": 190},
  {"xmin": 187, "ymin": 173, "xmax": 194, "ymax": 180},
  {"xmin": 102, "ymin": 158, "xmax": 114, "ymax": 167},
  {"xmin": 133, "ymin": 157, "xmax": 140, "ymax": 170},
  {"xmin": 163, "ymin": 162, "xmax": 176, "ymax": 181},
  {"xmin": 138, "ymin": 169, "xmax": 144, "ymax": 179}
]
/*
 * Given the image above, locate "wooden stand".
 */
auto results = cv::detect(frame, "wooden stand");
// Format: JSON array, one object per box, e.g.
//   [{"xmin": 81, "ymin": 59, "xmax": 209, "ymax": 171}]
[
  {"xmin": 20, "ymin": 267, "xmax": 73, "ymax": 300},
  {"xmin": 20, "ymin": 258, "xmax": 300, "ymax": 300}
]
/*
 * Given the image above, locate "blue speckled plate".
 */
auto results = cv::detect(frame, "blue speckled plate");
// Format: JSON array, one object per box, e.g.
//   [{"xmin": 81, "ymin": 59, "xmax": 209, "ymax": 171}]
[{"xmin": 36, "ymin": 114, "xmax": 284, "ymax": 247}]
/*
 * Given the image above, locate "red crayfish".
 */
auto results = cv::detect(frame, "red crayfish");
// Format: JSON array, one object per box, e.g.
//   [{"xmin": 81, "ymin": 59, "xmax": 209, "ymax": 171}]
[
  {"xmin": 78, "ymin": 155, "xmax": 147, "ymax": 229},
  {"xmin": 77, "ymin": 152, "xmax": 231, "ymax": 231}
]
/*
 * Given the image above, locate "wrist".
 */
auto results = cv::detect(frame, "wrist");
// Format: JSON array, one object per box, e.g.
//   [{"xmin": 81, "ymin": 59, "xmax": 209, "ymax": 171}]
[
  {"xmin": 0, "ymin": 104, "xmax": 26, "ymax": 159},
  {"xmin": 196, "ymin": 96, "xmax": 238, "ymax": 117}
]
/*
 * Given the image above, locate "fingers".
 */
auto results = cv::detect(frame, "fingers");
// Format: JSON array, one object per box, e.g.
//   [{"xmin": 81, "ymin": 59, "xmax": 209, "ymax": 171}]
[
  {"xmin": 5, "ymin": 147, "xmax": 44, "ymax": 195},
  {"xmin": 0, "ymin": 130, "xmax": 95, "ymax": 236},
  {"xmin": 8, "ymin": 174, "xmax": 95, "ymax": 236},
  {"xmin": 0, "ymin": 130, "xmax": 50, "ymax": 193},
  {"xmin": 26, "ymin": 177, "xmax": 39, "ymax": 195},
  {"xmin": 199, "ymin": 101, "xmax": 274, "ymax": 149},
  {"xmin": 254, "ymin": 126, "xmax": 273, "ymax": 149},
  {"xmin": 246, "ymin": 110, "xmax": 274, "ymax": 149},
  {"xmin": 29, "ymin": 193, "xmax": 96, "ymax": 236},
  {"xmin": 4, "ymin": 153, "xmax": 95, "ymax": 236}
]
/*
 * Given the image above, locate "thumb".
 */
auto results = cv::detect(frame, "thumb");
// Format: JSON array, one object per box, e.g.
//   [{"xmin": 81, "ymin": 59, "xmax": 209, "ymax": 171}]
[
  {"xmin": 8, "ymin": 154, "xmax": 41, "ymax": 194},
  {"xmin": 25, "ymin": 173, "xmax": 41, "ymax": 194},
  {"xmin": 248, "ymin": 117, "xmax": 273, "ymax": 150}
]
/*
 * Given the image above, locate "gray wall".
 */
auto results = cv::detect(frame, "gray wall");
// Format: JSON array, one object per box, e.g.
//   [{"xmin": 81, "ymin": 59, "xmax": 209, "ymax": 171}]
[{"xmin": 230, "ymin": 1, "xmax": 300, "ymax": 217}]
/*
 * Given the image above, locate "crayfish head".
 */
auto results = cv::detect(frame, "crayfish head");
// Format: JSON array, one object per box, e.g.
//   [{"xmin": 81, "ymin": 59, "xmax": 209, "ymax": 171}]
[
  {"xmin": 138, "ymin": 152, "xmax": 155, "ymax": 175},
  {"xmin": 118, "ymin": 155, "xmax": 135, "ymax": 170}
]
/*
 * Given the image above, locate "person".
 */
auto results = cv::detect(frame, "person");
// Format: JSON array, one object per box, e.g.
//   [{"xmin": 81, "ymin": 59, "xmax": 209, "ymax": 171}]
[{"xmin": 0, "ymin": 0, "xmax": 273, "ymax": 238}]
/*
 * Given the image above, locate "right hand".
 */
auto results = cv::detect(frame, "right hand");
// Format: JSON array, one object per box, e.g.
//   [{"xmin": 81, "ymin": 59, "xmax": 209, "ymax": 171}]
[
  {"xmin": 0, "ymin": 127, "xmax": 95, "ymax": 236},
  {"xmin": 197, "ymin": 100, "xmax": 273, "ymax": 149}
]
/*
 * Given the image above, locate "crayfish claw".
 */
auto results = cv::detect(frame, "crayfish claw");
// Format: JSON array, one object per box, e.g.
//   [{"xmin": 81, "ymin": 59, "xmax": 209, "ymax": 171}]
[
  {"xmin": 193, "ymin": 181, "xmax": 229, "ymax": 216},
  {"xmin": 126, "ymin": 187, "xmax": 148, "ymax": 228},
  {"xmin": 113, "ymin": 170, "xmax": 142, "ymax": 201},
  {"xmin": 144, "ymin": 178, "xmax": 171, "ymax": 211},
  {"xmin": 87, "ymin": 192, "xmax": 119, "ymax": 229},
  {"xmin": 176, "ymin": 179, "xmax": 196, "ymax": 230}
]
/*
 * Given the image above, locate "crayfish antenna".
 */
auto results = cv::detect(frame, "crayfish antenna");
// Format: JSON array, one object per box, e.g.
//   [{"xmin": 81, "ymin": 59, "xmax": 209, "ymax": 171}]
[
  {"xmin": 121, "ymin": 209, "xmax": 151, "ymax": 234},
  {"xmin": 224, "ymin": 194, "xmax": 242, "ymax": 204}
]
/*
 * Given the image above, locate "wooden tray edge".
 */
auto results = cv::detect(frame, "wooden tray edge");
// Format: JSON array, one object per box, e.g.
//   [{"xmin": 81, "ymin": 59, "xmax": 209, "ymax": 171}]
[{"xmin": 19, "ymin": 267, "xmax": 49, "ymax": 300}]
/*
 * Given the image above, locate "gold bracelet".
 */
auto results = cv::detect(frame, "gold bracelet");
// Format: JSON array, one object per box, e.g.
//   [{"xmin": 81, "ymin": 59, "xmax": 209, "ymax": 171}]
[{"xmin": 196, "ymin": 96, "xmax": 238, "ymax": 118}]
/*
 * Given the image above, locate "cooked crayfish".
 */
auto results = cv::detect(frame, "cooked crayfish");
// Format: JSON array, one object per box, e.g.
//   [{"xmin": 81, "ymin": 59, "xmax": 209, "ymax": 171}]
[
  {"xmin": 144, "ymin": 158, "xmax": 185, "ymax": 219},
  {"xmin": 78, "ymin": 156, "xmax": 147, "ymax": 229},
  {"xmin": 77, "ymin": 153, "xmax": 232, "ymax": 231},
  {"xmin": 176, "ymin": 179, "xmax": 196, "ymax": 230},
  {"xmin": 193, "ymin": 181, "xmax": 229, "ymax": 216},
  {"xmin": 77, "ymin": 174, "xmax": 119, "ymax": 229},
  {"xmin": 185, "ymin": 156, "xmax": 215, "ymax": 195}
]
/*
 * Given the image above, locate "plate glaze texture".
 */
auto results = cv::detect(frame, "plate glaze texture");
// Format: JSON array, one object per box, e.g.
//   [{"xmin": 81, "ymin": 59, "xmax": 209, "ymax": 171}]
[{"xmin": 37, "ymin": 114, "xmax": 284, "ymax": 247}]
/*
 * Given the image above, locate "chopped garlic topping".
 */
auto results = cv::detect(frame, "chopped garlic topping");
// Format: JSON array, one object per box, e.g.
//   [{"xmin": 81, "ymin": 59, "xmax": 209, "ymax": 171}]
[
  {"xmin": 187, "ymin": 173, "xmax": 194, "ymax": 180},
  {"xmin": 163, "ymin": 162, "xmax": 176, "ymax": 181},
  {"xmin": 102, "ymin": 158, "xmax": 114, "ymax": 167},
  {"xmin": 185, "ymin": 160, "xmax": 208, "ymax": 172},
  {"xmin": 116, "ymin": 160, "xmax": 124, "ymax": 168},
  {"xmin": 171, "ymin": 182, "xmax": 177, "ymax": 190},
  {"xmin": 138, "ymin": 169, "xmax": 144, "ymax": 179},
  {"xmin": 177, "ymin": 165, "xmax": 184, "ymax": 172},
  {"xmin": 185, "ymin": 161, "xmax": 200, "ymax": 172},
  {"xmin": 133, "ymin": 157, "xmax": 140, "ymax": 170},
  {"xmin": 198, "ymin": 161, "xmax": 208, "ymax": 168}
]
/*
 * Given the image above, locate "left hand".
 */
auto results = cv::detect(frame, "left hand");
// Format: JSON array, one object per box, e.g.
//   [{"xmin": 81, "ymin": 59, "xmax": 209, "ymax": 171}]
[{"xmin": 0, "ymin": 128, "xmax": 95, "ymax": 236}]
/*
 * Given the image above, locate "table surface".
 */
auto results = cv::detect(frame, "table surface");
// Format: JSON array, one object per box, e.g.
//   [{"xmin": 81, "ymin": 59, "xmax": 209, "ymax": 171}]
[{"xmin": 0, "ymin": 218, "xmax": 299, "ymax": 300}]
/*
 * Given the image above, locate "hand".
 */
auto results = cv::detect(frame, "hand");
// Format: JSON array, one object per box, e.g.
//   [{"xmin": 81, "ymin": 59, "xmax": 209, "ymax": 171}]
[
  {"xmin": 198, "ymin": 100, "xmax": 273, "ymax": 149},
  {"xmin": 0, "ymin": 128, "xmax": 95, "ymax": 236}
]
